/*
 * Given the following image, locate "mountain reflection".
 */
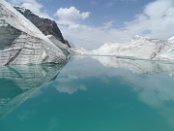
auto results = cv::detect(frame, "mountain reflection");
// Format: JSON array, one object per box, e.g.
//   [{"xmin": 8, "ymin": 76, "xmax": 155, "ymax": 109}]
[
  {"xmin": 92, "ymin": 56, "xmax": 174, "ymax": 75},
  {"xmin": 55, "ymin": 56, "xmax": 174, "ymax": 129},
  {"xmin": 1, "ymin": 57, "xmax": 174, "ymax": 131},
  {"xmin": 0, "ymin": 64, "xmax": 64, "ymax": 118},
  {"xmin": 56, "ymin": 56, "xmax": 174, "ymax": 95}
]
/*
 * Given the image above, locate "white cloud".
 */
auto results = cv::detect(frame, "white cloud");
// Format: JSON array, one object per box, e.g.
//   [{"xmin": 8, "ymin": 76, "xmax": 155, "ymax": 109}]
[
  {"xmin": 55, "ymin": 6, "xmax": 90, "ymax": 28},
  {"xmin": 7, "ymin": 0, "xmax": 174, "ymax": 49},
  {"xmin": 59, "ymin": 24, "xmax": 133, "ymax": 49},
  {"xmin": 58, "ymin": 0, "xmax": 174, "ymax": 49},
  {"xmin": 125, "ymin": 0, "xmax": 174, "ymax": 40},
  {"xmin": 7, "ymin": 0, "xmax": 50, "ymax": 18},
  {"xmin": 56, "ymin": 6, "xmax": 90, "ymax": 21}
]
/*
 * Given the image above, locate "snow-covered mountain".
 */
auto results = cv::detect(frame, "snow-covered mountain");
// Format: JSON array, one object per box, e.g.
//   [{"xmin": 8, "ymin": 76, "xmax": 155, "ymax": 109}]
[
  {"xmin": 168, "ymin": 36, "xmax": 174, "ymax": 44},
  {"xmin": 0, "ymin": 0, "xmax": 68, "ymax": 65},
  {"xmin": 91, "ymin": 36, "xmax": 168, "ymax": 59},
  {"xmin": 72, "ymin": 36, "xmax": 174, "ymax": 62}
]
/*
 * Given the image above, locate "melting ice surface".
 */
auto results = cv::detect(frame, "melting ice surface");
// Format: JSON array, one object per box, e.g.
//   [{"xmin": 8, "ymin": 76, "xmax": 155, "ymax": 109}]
[{"xmin": 1, "ymin": 56, "xmax": 174, "ymax": 131}]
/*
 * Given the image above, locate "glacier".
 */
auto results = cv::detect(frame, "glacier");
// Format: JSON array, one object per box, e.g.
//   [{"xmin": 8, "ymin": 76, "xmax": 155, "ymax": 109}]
[
  {"xmin": 0, "ymin": 0, "xmax": 68, "ymax": 65},
  {"xmin": 72, "ymin": 36, "xmax": 174, "ymax": 62}
]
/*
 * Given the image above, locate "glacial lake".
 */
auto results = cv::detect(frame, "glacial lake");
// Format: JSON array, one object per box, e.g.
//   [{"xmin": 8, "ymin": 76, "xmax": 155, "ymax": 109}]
[{"xmin": 1, "ymin": 56, "xmax": 174, "ymax": 131}]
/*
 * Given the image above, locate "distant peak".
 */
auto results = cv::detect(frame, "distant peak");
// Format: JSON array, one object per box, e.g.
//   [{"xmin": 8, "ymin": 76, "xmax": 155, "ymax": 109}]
[{"xmin": 14, "ymin": 7, "xmax": 27, "ymax": 13}]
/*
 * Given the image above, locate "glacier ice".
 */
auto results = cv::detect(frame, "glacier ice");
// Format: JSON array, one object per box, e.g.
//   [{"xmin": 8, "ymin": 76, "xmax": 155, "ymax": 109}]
[
  {"xmin": 0, "ymin": 0, "xmax": 67, "ymax": 65},
  {"xmin": 72, "ymin": 36, "xmax": 174, "ymax": 62}
]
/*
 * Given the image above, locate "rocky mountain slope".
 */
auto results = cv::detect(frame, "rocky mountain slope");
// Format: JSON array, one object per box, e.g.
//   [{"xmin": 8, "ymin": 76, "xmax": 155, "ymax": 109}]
[{"xmin": 15, "ymin": 7, "xmax": 70, "ymax": 47}]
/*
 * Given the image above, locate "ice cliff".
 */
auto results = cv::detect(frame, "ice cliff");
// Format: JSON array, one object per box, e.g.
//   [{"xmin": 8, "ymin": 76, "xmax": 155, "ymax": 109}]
[{"xmin": 0, "ymin": 0, "xmax": 68, "ymax": 65}]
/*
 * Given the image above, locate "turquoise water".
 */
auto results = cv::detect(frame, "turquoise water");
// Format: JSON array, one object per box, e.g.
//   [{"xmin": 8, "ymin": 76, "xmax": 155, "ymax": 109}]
[{"xmin": 1, "ymin": 56, "xmax": 174, "ymax": 131}]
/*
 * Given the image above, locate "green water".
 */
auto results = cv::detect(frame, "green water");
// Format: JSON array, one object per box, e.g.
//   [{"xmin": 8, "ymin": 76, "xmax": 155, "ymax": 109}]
[{"xmin": 1, "ymin": 56, "xmax": 174, "ymax": 131}]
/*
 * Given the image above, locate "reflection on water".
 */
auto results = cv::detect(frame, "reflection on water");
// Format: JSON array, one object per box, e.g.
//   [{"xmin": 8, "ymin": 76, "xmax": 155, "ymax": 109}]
[
  {"xmin": 1, "ymin": 56, "xmax": 174, "ymax": 131},
  {"xmin": 92, "ymin": 56, "xmax": 174, "ymax": 75},
  {"xmin": 0, "ymin": 64, "xmax": 64, "ymax": 118}
]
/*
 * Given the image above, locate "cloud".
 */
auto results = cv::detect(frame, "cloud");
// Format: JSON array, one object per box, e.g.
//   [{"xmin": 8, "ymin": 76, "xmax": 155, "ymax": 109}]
[
  {"xmin": 58, "ymin": 0, "xmax": 174, "ymax": 49},
  {"xmin": 7, "ymin": 0, "xmax": 174, "ymax": 49},
  {"xmin": 56, "ymin": 6, "xmax": 90, "ymax": 21},
  {"xmin": 125, "ymin": 0, "xmax": 174, "ymax": 40},
  {"xmin": 7, "ymin": 0, "xmax": 50, "ymax": 18},
  {"xmin": 55, "ymin": 6, "xmax": 90, "ymax": 28},
  {"xmin": 59, "ymin": 24, "xmax": 133, "ymax": 49}
]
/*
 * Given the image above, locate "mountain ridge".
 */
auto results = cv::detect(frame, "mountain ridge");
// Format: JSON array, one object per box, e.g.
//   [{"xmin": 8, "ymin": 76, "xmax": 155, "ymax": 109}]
[
  {"xmin": 14, "ymin": 7, "xmax": 70, "ymax": 47},
  {"xmin": 72, "ymin": 36, "xmax": 174, "ymax": 62}
]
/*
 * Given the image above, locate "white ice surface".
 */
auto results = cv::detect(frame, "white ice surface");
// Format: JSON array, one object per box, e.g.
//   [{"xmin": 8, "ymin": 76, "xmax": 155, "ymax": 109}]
[
  {"xmin": 0, "ymin": 0, "xmax": 64, "ymax": 54},
  {"xmin": 72, "ymin": 36, "xmax": 174, "ymax": 62}
]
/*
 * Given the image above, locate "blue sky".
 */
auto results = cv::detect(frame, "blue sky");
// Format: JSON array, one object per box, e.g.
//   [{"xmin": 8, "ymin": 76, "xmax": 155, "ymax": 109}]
[
  {"xmin": 8, "ymin": 0, "xmax": 174, "ymax": 49},
  {"xmin": 38, "ymin": 0, "xmax": 152, "ymax": 27}
]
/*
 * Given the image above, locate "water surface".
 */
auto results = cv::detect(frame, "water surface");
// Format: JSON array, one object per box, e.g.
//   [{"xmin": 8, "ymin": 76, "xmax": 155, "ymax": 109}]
[{"xmin": 0, "ymin": 56, "xmax": 174, "ymax": 131}]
